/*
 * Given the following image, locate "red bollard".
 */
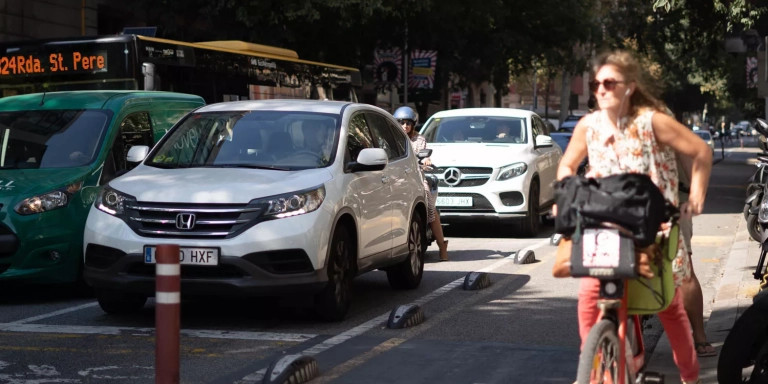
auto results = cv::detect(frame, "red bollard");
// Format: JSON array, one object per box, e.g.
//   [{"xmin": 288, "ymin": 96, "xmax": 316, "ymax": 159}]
[{"xmin": 155, "ymin": 244, "xmax": 180, "ymax": 384}]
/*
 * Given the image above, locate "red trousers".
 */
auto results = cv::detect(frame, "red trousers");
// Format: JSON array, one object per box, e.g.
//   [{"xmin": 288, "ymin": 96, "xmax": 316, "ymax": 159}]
[{"xmin": 577, "ymin": 278, "xmax": 700, "ymax": 382}]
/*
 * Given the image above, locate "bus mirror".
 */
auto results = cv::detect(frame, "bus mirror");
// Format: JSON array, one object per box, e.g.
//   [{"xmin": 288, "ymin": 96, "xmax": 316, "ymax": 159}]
[
  {"xmin": 126, "ymin": 145, "xmax": 150, "ymax": 163},
  {"xmin": 142, "ymin": 63, "xmax": 157, "ymax": 91}
]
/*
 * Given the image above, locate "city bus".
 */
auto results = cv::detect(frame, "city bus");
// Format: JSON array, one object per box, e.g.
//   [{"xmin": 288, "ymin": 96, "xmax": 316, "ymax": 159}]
[{"xmin": 0, "ymin": 34, "xmax": 362, "ymax": 103}]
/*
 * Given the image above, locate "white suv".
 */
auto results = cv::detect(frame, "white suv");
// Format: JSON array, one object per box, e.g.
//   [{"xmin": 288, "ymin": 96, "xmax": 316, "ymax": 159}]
[
  {"xmin": 83, "ymin": 100, "xmax": 429, "ymax": 321},
  {"xmin": 418, "ymin": 108, "xmax": 562, "ymax": 236}
]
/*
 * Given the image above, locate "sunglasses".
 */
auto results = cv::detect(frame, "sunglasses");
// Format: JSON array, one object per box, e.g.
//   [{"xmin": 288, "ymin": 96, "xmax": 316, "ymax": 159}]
[
  {"xmin": 397, "ymin": 119, "xmax": 415, "ymax": 126},
  {"xmin": 589, "ymin": 79, "xmax": 625, "ymax": 93}
]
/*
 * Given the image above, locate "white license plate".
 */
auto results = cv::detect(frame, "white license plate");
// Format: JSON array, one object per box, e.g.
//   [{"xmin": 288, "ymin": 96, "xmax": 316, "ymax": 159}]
[
  {"xmin": 436, "ymin": 196, "xmax": 473, "ymax": 207},
  {"xmin": 144, "ymin": 246, "xmax": 219, "ymax": 266},
  {"xmin": 580, "ymin": 229, "xmax": 620, "ymax": 268}
]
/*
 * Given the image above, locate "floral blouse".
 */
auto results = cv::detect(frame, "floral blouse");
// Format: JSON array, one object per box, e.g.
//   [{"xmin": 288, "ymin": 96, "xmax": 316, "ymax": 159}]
[{"xmin": 582, "ymin": 108, "xmax": 689, "ymax": 285}]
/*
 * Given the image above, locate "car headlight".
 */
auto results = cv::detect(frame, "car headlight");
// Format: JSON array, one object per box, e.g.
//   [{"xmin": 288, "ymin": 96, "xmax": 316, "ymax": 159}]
[
  {"xmin": 759, "ymin": 196, "xmax": 768, "ymax": 223},
  {"xmin": 95, "ymin": 186, "xmax": 136, "ymax": 216},
  {"xmin": 497, "ymin": 163, "xmax": 528, "ymax": 181},
  {"xmin": 14, "ymin": 181, "xmax": 82, "ymax": 215},
  {"xmin": 258, "ymin": 185, "xmax": 325, "ymax": 219}
]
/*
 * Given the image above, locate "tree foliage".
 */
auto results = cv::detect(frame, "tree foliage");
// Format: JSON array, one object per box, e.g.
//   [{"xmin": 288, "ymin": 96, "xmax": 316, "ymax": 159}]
[{"xmin": 116, "ymin": 0, "xmax": 765, "ymax": 118}]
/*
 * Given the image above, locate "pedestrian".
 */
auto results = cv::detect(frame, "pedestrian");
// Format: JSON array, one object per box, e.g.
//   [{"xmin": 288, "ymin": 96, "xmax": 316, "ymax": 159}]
[
  {"xmin": 393, "ymin": 106, "xmax": 449, "ymax": 261},
  {"xmin": 557, "ymin": 49, "xmax": 712, "ymax": 384},
  {"xmin": 678, "ymin": 155, "xmax": 717, "ymax": 358}
]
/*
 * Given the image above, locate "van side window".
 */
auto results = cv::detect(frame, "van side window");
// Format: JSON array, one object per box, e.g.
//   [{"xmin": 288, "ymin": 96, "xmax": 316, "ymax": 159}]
[{"xmin": 100, "ymin": 112, "xmax": 153, "ymax": 184}]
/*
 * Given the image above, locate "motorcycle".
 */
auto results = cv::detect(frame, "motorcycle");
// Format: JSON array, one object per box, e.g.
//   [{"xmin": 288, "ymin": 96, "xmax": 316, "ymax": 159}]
[
  {"xmin": 719, "ymin": 118, "xmax": 768, "ymax": 383},
  {"xmin": 417, "ymin": 148, "xmax": 438, "ymax": 253},
  {"xmin": 745, "ymin": 119, "xmax": 768, "ymax": 242}
]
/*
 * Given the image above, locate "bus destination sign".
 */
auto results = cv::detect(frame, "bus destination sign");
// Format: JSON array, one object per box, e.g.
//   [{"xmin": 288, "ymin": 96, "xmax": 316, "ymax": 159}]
[{"xmin": 0, "ymin": 50, "xmax": 108, "ymax": 76}]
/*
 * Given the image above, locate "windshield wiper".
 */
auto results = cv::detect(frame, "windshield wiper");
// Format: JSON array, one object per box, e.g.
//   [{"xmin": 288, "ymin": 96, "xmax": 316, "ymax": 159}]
[{"xmin": 209, "ymin": 164, "xmax": 293, "ymax": 171}]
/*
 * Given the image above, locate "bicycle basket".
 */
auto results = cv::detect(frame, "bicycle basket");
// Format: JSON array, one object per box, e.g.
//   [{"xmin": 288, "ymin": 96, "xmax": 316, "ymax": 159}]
[{"xmin": 626, "ymin": 224, "xmax": 678, "ymax": 315}]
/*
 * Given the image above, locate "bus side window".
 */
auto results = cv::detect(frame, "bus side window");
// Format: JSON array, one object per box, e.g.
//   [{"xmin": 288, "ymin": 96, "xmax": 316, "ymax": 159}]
[{"xmin": 100, "ymin": 112, "xmax": 153, "ymax": 184}]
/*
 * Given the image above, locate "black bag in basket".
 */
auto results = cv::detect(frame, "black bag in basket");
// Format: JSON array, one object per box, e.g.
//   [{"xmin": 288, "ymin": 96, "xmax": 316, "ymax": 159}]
[{"xmin": 554, "ymin": 173, "xmax": 675, "ymax": 247}]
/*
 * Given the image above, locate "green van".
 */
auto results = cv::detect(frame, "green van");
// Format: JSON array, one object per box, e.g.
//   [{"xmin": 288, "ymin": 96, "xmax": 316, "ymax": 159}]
[{"xmin": 0, "ymin": 91, "xmax": 205, "ymax": 285}]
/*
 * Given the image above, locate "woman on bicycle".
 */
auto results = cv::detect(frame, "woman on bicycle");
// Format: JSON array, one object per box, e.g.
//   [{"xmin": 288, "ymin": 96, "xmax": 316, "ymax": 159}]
[{"xmin": 557, "ymin": 49, "xmax": 712, "ymax": 384}]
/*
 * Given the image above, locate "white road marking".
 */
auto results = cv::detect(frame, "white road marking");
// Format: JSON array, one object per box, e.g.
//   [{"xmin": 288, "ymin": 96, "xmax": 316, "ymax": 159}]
[
  {"xmin": 10, "ymin": 302, "xmax": 99, "ymax": 324},
  {"xmin": 0, "ymin": 323, "xmax": 315, "ymax": 342},
  {"xmin": 236, "ymin": 239, "xmax": 551, "ymax": 383}
]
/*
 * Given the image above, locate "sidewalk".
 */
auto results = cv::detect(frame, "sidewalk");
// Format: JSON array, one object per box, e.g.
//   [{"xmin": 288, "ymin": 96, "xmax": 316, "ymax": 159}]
[{"xmin": 646, "ymin": 143, "xmax": 761, "ymax": 383}]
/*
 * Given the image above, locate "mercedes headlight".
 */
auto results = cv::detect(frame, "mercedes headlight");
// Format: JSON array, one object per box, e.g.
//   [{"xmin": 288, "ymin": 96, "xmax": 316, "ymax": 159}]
[
  {"xmin": 259, "ymin": 186, "xmax": 325, "ymax": 219},
  {"xmin": 95, "ymin": 186, "xmax": 136, "ymax": 216},
  {"xmin": 497, "ymin": 162, "xmax": 528, "ymax": 181},
  {"xmin": 14, "ymin": 181, "xmax": 82, "ymax": 215}
]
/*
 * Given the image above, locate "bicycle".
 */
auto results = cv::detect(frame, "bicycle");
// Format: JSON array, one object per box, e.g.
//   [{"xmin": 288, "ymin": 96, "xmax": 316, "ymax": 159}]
[{"xmin": 572, "ymin": 219, "xmax": 680, "ymax": 384}]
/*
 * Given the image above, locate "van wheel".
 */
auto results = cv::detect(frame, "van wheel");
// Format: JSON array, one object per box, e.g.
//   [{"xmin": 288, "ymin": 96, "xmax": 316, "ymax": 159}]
[
  {"xmin": 518, "ymin": 180, "xmax": 540, "ymax": 237},
  {"xmin": 387, "ymin": 211, "xmax": 425, "ymax": 289},
  {"xmin": 314, "ymin": 226, "xmax": 353, "ymax": 321},
  {"xmin": 95, "ymin": 289, "xmax": 147, "ymax": 314}
]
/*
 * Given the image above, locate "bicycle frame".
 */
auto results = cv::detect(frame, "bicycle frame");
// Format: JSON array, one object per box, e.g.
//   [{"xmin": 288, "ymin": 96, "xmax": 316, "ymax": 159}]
[{"xmin": 593, "ymin": 279, "xmax": 647, "ymax": 384}]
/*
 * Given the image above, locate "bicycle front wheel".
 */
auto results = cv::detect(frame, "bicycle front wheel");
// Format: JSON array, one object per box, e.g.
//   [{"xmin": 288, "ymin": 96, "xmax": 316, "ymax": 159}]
[{"xmin": 576, "ymin": 319, "xmax": 621, "ymax": 384}]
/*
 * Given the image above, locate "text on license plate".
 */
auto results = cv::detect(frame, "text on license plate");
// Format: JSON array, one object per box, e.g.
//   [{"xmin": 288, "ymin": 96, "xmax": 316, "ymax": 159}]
[
  {"xmin": 144, "ymin": 246, "xmax": 219, "ymax": 266},
  {"xmin": 436, "ymin": 196, "xmax": 473, "ymax": 207}
]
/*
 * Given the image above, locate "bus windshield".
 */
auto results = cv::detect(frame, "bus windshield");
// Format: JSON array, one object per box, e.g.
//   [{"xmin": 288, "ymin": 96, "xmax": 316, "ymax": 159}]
[{"xmin": 0, "ymin": 110, "xmax": 111, "ymax": 169}]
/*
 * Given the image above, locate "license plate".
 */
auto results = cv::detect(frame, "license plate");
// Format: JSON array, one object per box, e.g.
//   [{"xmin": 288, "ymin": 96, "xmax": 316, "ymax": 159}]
[
  {"xmin": 436, "ymin": 196, "xmax": 473, "ymax": 207},
  {"xmin": 144, "ymin": 246, "xmax": 219, "ymax": 266},
  {"xmin": 580, "ymin": 229, "xmax": 620, "ymax": 268}
]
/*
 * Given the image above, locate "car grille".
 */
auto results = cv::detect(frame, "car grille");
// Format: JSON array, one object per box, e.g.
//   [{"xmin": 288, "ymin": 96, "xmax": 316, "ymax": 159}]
[
  {"xmin": 124, "ymin": 202, "xmax": 263, "ymax": 239},
  {"xmin": 437, "ymin": 192, "xmax": 494, "ymax": 212},
  {"xmin": 427, "ymin": 166, "xmax": 492, "ymax": 187}
]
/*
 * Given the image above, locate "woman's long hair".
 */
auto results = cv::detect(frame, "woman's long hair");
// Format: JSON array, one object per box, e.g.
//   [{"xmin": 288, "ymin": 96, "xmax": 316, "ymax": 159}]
[{"xmin": 592, "ymin": 50, "xmax": 667, "ymax": 117}]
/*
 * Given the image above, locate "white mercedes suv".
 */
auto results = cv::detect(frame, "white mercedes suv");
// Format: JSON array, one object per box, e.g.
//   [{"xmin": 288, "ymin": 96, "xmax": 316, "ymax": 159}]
[
  {"xmin": 418, "ymin": 108, "xmax": 562, "ymax": 236},
  {"xmin": 83, "ymin": 100, "xmax": 429, "ymax": 321}
]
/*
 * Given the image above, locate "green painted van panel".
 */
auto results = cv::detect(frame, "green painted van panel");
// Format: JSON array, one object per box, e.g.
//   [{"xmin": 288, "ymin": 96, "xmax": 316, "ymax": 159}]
[{"xmin": 0, "ymin": 91, "xmax": 204, "ymax": 284}]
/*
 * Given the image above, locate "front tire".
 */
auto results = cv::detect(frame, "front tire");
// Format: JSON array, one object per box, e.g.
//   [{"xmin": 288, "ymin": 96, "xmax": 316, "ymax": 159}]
[
  {"xmin": 748, "ymin": 213, "xmax": 763, "ymax": 242},
  {"xmin": 518, "ymin": 180, "xmax": 540, "ymax": 237},
  {"xmin": 387, "ymin": 211, "xmax": 425, "ymax": 289},
  {"xmin": 576, "ymin": 319, "xmax": 623, "ymax": 384},
  {"xmin": 95, "ymin": 289, "xmax": 147, "ymax": 314},
  {"xmin": 314, "ymin": 226, "xmax": 354, "ymax": 321}
]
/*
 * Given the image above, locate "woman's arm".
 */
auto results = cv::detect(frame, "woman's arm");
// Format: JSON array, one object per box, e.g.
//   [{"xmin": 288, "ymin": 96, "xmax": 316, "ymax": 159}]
[{"xmin": 651, "ymin": 112, "xmax": 712, "ymax": 216}]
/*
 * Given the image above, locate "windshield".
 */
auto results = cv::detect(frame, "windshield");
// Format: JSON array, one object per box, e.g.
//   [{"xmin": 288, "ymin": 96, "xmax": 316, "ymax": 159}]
[
  {"xmin": 0, "ymin": 110, "xmax": 110, "ymax": 169},
  {"xmin": 147, "ymin": 111, "xmax": 339, "ymax": 170},
  {"xmin": 695, "ymin": 131, "xmax": 711, "ymax": 140},
  {"xmin": 420, "ymin": 116, "xmax": 527, "ymax": 143}
]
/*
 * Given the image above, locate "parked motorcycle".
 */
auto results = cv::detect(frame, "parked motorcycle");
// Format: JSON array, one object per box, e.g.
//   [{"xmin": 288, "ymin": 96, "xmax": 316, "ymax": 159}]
[
  {"xmin": 745, "ymin": 119, "xmax": 768, "ymax": 242},
  {"xmin": 719, "ymin": 118, "xmax": 768, "ymax": 383}
]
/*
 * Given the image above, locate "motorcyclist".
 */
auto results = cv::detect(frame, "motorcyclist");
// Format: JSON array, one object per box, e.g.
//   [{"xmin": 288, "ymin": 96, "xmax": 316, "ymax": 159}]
[{"xmin": 393, "ymin": 106, "xmax": 449, "ymax": 261}]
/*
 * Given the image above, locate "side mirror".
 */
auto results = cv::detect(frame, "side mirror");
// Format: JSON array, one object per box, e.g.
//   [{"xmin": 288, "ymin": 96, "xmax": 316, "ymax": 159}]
[
  {"xmin": 346, "ymin": 147, "xmax": 388, "ymax": 172},
  {"xmin": 417, "ymin": 148, "xmax": 432, "ymax": 160},
  {"xmin": 126, "ymin": 145, "xmax": 150, "ymax": 163},
  {"xmin": 535, "ymin": 135, "xmax": 554, "ymax": 148}
]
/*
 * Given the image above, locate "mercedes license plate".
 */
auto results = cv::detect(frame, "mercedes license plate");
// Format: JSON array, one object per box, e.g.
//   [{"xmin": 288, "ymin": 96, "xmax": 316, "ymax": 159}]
[{"xmin": 436, "ymin": 196, "xmax": 473, "ymax": 207}]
